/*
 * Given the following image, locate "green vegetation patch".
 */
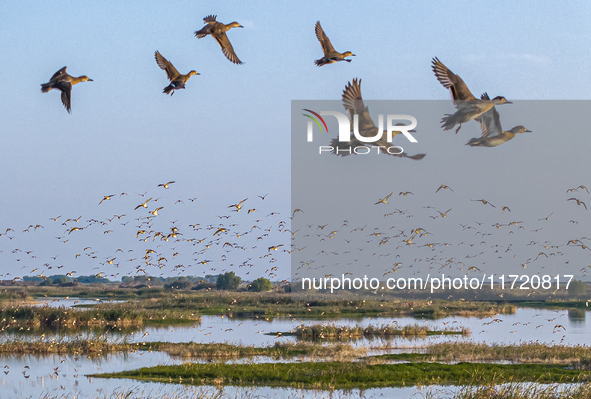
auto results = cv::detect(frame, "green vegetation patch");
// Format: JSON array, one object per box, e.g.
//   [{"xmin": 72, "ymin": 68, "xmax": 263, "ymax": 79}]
[
  {"xmin": 520, "ymin": 300, "xmax": 591, "ymax": 310},
  {"xmin": 371, "ymin": 342, "xmax": 591, "ymax": 364},
  {"xmin": 91, "ymin": 361, "xmax": 591, "ymax": 389}
]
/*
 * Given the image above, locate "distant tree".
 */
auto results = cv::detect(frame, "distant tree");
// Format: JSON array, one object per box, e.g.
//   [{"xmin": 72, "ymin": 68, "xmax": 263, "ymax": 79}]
[
  {"xmin": 165, "ymin": 276, "xmax": 189, "ymax": 283},
  {"xmin": 53, "ymin": 276, "xmax": 69, "ymax": 285},
  {"xmin": 249, "ymin": 277, "xmax": 272, "ymax": 292},
  {"xmin": 23, "ymin": 276, "xmax": 43, "ymax": 282},
  {"xmin": 216, "ymin": 272, "xmax": 242, "ymax": 291},
  {"xmin": 165, "ymin": 280, "xmax": 192, "ymax": 290},
  {"xmin": 77, "ymin": 275, "xmax": 110, "ymax": 284},
  {"xmin": 192, "ymin": 282, "xmax": 216, "ymax": 291},
  {"xmin": 39, "ymin": 278, "xmax": 53, "ymax": 286},
  {"xmin": 134, "ymin": 276, "xmax": 152, "ymax": 283},
  {"xmin": 569, "ymin": 280, "xmax": 587, "ymax": 295}
]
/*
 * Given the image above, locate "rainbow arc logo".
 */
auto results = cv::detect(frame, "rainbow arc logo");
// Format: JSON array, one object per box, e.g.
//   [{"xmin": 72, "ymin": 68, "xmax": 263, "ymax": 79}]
[{"xmin": 302, "ymin": 109, "xmax": 328, "ymax": 140}]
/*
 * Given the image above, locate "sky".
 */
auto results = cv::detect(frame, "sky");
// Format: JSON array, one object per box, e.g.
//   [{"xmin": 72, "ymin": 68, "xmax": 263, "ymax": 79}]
[{"xmin": 0, "ymin": 1, "xmax": 590, "ymax": 284}]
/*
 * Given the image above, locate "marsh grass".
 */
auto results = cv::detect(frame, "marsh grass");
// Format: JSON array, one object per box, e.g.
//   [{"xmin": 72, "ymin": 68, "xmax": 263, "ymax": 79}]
[
  {"xmin": 450, "ymin": 382, "xmax": 591, "ymax": 399},
  {"xmin": 0, "ymin": 289, "xmax": 32, "ymax": 306},
  {"xmin": 372, "ymin": 342, "xmax": 591, "ymax": 365},
  {"xmin": 11, "ymin": 287, "xmax": 518, "ymax": 319},
  {"xmin": 429, "ymin": 342, "xmax": 591, "ymax": 364},
  {"xmin": 0, "ymin": 337, "xmax": 365, "ymax": 360},
  {"xmin": 91, "ymin": 361, "xmax": 591, "ymax": 389},
  {"xmin": 0, "ymin": 335, "xmax": 143, "ymax": 355},
  {"xmin": 521, "ymin": 300, "xmax": 591, "ymax": 310},
  {"xmin": 160, "ymin": 341, "xmax": 367, "ymax": 360},
  {"xmin": 0, "ymin": 302, "xmax": 199, "ymax": 330},
  {"xmin": 276, "ymin": 323, "xmax": 469, "ymax": 340}
]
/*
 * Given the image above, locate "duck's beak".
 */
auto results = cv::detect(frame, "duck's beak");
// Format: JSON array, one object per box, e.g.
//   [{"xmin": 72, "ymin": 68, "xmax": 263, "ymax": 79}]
[
  {"xmin": 88, "ymin": 78, "xmax": 93, "ymax": 81},
  {"xmin": 525, "ymin": 129, "xmax": 532, "ymax": 133},
  {"xmin": 505, "ymin": 101, "xmax": 513, "ymax": 104}
]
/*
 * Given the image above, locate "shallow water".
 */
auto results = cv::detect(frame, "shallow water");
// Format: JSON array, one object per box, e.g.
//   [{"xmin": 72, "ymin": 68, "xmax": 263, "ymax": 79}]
[
  {"xmin": 111, "ymin": 307, "xmax": 591, "ymax": 347},
  {"xmin": 21, "ymin": 298, "xmax": 590, "ymax": 346},
  {"xmin": 0, "ymin": 307, "xmax": 589, "ymax": 398},
  {"xmin": 3, "ymin": 307, "xmax": 589, "ymax": 346},
  {"xmin": 0, "ymin": 348, "xmax": 450, "ymax": 399},
  {"xmin": 32, "ymin": 297, "xmax": 126, "ymax": 308}
]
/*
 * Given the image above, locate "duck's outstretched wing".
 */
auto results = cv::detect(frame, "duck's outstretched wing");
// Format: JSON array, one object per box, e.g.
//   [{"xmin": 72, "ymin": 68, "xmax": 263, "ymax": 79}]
[
  {"xmin": 213, "ymin": 32, "xmax": 242, "ymax": 64},
  {"xmin": 155, "ymin": 51, "xmax": 181, "ymax": 81},
  {"xmin": 315, "ymin": 21, "xmax": 336, "ymax": 55},
  {"xmin": 50, "ymin": 67, "xmax": 68, "ymax": 81},
  {"xmin": 58, "ymin": 82, "xmax": 72, "ymax": 113},
  {"xmin": 342, "ymin": 78, "xmax": 376, "ymax": 133},
  {"xmin": 432, "ymin": 57, "xmax": 476, "ymax": 105},
  {"xmin": 477, "ymin": 92, "xmax": 503, "ymax": 138}
]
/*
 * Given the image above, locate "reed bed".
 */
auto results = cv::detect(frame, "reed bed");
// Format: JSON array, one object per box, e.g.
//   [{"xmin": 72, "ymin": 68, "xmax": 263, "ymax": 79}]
[
  {"xmin": 450, "ymin": 382, "xmax": 591, "ymax": 399},
  {"xmin": 0, "ymin": 303, "xmax": 200, "ymax": 329},
  {"xmin": 372, "ymin": 342, "xmax": 591, "ymax": 365},
  {"xmin": 6, "ymin": 286, "xmax": 519, "ymax": 319},
  {"xmin": 428, "ymin": 342, "xmax": 591, "ymax": 364},
  {"xmin": 161, "ymin": 341, "xmax": 366, "ymax": 360},
  {"xmin": 0, "ymin": 335, "xmax": 143, "ymax": 355},
  {"xmin": 0, "ymin": 337, "xmax": 365, "ymax": 360},
  {"xmin": 277, "ymin": 322, "xmax": 469, "ymax": 339}
]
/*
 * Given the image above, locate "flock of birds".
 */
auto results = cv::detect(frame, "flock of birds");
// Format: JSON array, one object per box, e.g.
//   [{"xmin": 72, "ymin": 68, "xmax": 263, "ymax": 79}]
[
  {"xmin": 292, "ymin": 182, "xmax": 590, "ymax": 292},
  {"xmin": 329, "ymin": 57, "xmax": 531, "ymax": 161},
  {"xmin": 40, "ymin": 16, "xmax": 356, "ymax": 112},
  {"xmin": 0, "ymin": 182, "xmax": 290, "ymax": 284},
  {"xmin": 1, "ymin": 177, "xmax": 587, "ymax": 289},
  {"xmin": 17, "ymin": 12, "xmax": 589, "ymax": 300},
  {"xmin": 40, "ymin": 14, "xmax": 527, "ymax": 153},
  {"xmin": 432, "ymin": 58, "xmax": 531, "ymax": 147}
]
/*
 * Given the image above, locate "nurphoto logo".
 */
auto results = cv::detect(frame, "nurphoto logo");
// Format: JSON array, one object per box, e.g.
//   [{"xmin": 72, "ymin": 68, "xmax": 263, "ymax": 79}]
[{"xmin": 303, "ymin": 109, "xmax": 418, "ymax": 155}]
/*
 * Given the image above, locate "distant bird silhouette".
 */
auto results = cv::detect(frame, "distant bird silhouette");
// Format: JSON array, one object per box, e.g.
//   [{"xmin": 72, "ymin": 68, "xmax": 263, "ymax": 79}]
[
  {"xmin": 567, "ymin": 198, "xmax": 587, "ymax": 210},
  {"xmin": 471, "ymin": 199, "xmax": 496, "ymax": 208},
  {"xmin": 99, "ymin": 195, "xmax": 115, "ymax": 205},
  {"xmin": 158, "ymin": 181, "xmax": 176, "ymax": 189},
  {"xmin": 436, "ymin": 184, "xmax": 453, "ymax": 193},
  {"xmin": 375, "ymin": 192, "xmax": 393, "ymax": 205}
]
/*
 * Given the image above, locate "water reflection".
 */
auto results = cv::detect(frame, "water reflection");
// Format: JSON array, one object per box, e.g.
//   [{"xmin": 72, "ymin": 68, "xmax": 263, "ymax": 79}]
[
  {"xmin": 33, "ymin": 297, "xmax": 126, "ymax": 308},
  {"xmin": 567, "ymin": 308, "xmax": 586, "ymax": 323},
  {"xmin": 2, "ymin": 308, "xmax": 591, "ymax": 347},
  {"xmin": 0, "ymin": 349, "xmax": 450, "ymax": 398},
  {"xmin": 0, "ymin": 307, "xmax": 590, "ymax": 398}
]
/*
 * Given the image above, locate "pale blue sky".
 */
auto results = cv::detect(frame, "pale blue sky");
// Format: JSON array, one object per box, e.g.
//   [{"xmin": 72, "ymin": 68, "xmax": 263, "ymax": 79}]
[{"xmin": 0, "ymin": 1, "xmax": 590, "ymax": 281}]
